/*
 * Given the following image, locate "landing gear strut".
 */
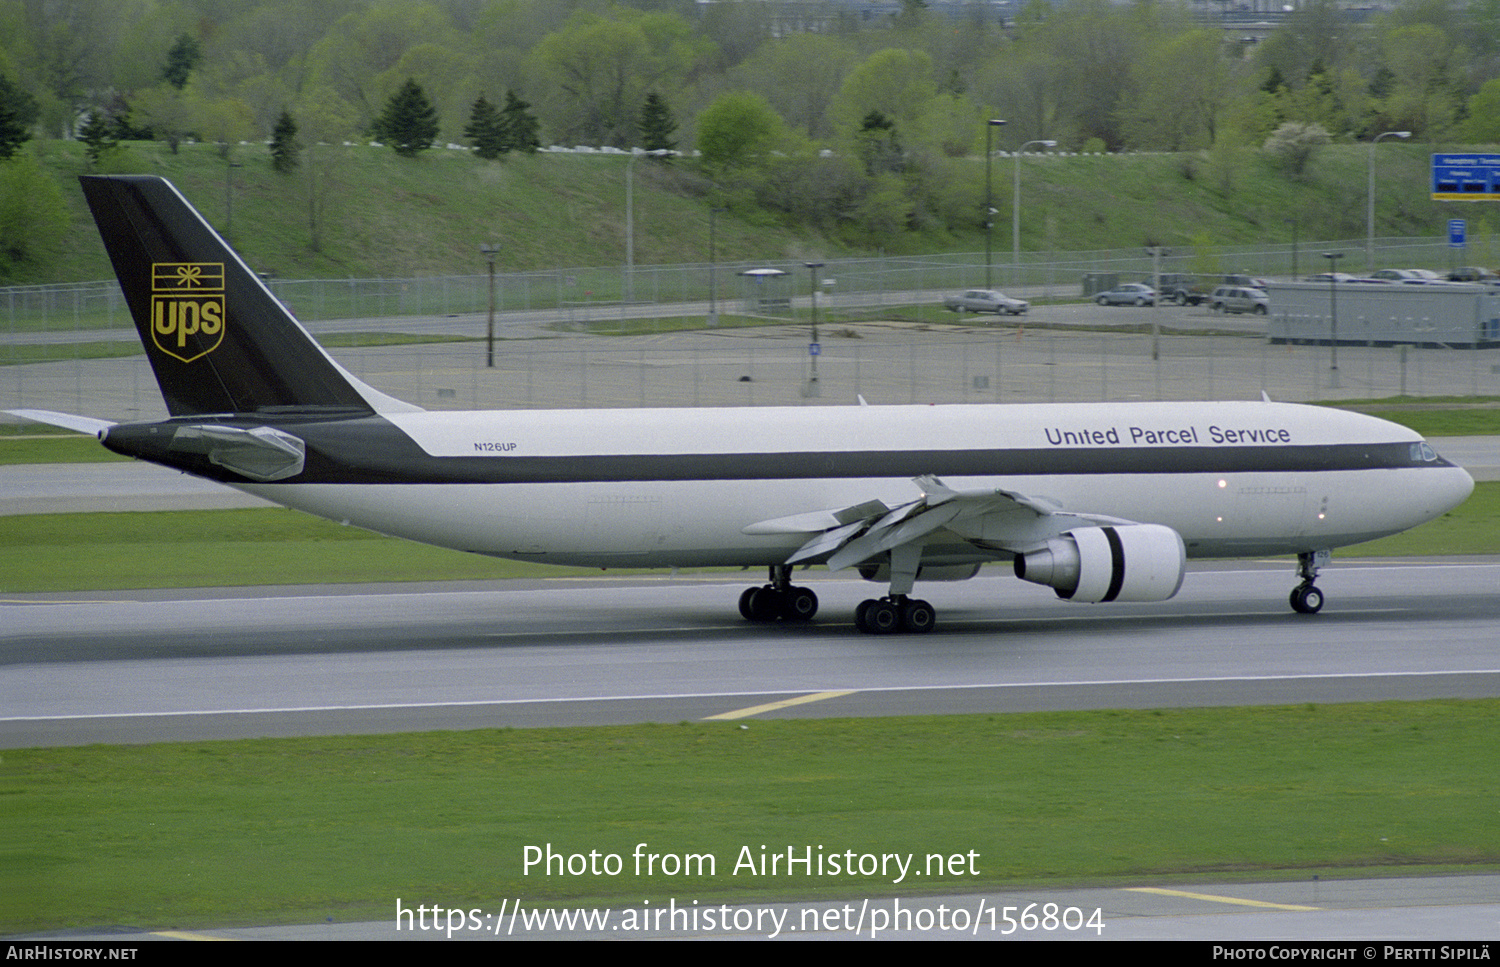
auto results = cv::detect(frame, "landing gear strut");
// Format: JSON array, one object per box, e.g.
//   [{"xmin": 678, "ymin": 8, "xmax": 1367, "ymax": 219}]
[
  {"xmin": 1289, "ymin": 550, "xmax": 1326, "ymax": 614},
  {"xmin": 739, "ymin": 565, "xmax": 818, "ymax": 623}
]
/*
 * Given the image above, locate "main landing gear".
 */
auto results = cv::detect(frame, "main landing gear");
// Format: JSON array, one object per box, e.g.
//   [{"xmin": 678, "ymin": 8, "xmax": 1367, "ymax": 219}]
[
  {"xmin": 739, "ymin": 565, "xmax": 819, "ymax": 623},
  {"xmin": 1289, "ymin": 550, "xmax": 1326, "ymax": 614},
  {"xmin": 854, "ymin": 595, "xmax": 935, "ymax": 635}
]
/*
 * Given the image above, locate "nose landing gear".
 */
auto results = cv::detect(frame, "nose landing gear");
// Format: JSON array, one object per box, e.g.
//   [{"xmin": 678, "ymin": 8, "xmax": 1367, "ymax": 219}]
[{"xmin": 1290, "ymin": 550, "xmax": 1327, "ymax": 614}]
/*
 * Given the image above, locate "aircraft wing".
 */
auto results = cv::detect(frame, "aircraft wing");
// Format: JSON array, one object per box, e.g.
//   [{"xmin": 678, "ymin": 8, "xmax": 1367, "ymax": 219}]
[{"xmin": 743, "ymin": 474, "xmax": 1117, "ymax": 572}]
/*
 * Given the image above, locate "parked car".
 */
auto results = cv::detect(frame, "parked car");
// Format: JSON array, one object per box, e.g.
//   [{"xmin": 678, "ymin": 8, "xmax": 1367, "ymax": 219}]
[
  {"xmin": 942, "ymin": 289, "xmax": 1029, "ymax": 315},
  {"xmin": 1144, "ymin": 273, "xmax": 1211, "ymax": 305},
  {"xmin": 1095, "ymin": 283, "xmax": 1156, "ymax": 306},
  {"xmin": 1209, "ymin": 285, "xmax": 1269, "ymax": 314},
  {"xmin": 1222, "ymin": 273, "xmax": 1270, "ymax": 289},
  {"xmin": 1367, "ymin": 268, "xmax": 1443, "ymax": 283},
  {"xmin": 1448, "ymin": 267, "xmax": 1500, "ymax": 283}
]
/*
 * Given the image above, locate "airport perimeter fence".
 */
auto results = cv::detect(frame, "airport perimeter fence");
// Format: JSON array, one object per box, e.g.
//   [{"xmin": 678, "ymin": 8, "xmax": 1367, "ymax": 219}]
[{"xmin": 6, "ymin": 235, "xmax": 1498, "ymax": 422}]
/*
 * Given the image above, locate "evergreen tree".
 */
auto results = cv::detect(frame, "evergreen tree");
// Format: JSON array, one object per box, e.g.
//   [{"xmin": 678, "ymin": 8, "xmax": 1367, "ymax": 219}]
[
  {"xmin": 77, "ymin": 111, "xmax": 119, "ymax": 166},
  {"xmin": 500, "ymin": 90, "xmax": 540, "ymax": 153},
  {"xmin": 638, "ymin": 93, "xmax": 678, "ymax": 153},
  {"xmin": 270, "ymin": 110, "xmax": 299, "ymax": 173},
  {"xmin": 0, "ymin": 74, "xmax": 39, "ymax": 160},
  {"xmin": 161, "ymin": 34, "xmax": 201, "ymax": 90},
  {"xmin": 373, "ymin": 79, "xmax": 439, "ymax": 157},
  {"xmin": 464, "ymin": 95, "xmax": 506, "ymax": 159}
]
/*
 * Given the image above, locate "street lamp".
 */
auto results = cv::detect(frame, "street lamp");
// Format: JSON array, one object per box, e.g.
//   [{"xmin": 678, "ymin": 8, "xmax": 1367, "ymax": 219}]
[
  {"xmin": 1367, "ymin": 130, "xmax": 1411, "ymax": 271},
  {"xmin": 1322, "ymin": 251, "xmax": 1344, "ymax": 382},
  {"xmin": 1014, "ymin": 139, "xmax": 1056, "ymax": 283},
  {"xmin": 805, "ymin": 261, "xmax": 824, "ymax": 394},
  {"xmin": 479, "ymin": 243, "xmax": 500, "ymax": 368},
  {"xmin": 984, "ymin": 119, "xmax": 1007, "ymax": 289},
  {"xmin": 708, "ymin": 206, "xmax": 726, "ymax": 327}
]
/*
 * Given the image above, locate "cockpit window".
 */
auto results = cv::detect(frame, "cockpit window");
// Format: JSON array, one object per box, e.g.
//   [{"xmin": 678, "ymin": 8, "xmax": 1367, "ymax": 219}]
[{"xmin": 1410, "ymin": 442, "xmax": 1437, "ymax": 463}]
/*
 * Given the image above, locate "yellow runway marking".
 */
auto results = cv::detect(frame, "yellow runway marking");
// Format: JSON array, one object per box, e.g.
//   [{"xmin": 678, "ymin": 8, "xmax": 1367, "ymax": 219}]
[
  {"xmin": 1126, "ymin": 887, "xmax": 1320, "ymax": 911},
  {"xmin": 150, "ymin": 930, "xmax": 237, "ymax": 940},
  {"xmin": 705, "ymin": 690, "xmax": 855, "ymax": 720}
]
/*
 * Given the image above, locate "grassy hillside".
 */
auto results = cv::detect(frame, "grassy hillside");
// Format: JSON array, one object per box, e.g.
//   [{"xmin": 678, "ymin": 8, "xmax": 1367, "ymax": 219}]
[{"xmin": 16, "ymin": 137, "xmax": 1489, "ymax": 284}]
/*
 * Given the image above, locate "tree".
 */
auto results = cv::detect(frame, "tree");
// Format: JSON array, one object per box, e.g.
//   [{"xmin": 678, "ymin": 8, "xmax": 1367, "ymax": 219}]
[
  {"xmin": 0, "ymin": 74, "xmax": 39, "ymax": 160},
  {"xmin": 500, "ymin": 90, "xmax": 540, "ymax": 153},
  {"xmin": 0, "ymin": 156, "xmax": 68, "ymax": 283},
  {"xmin": 270, "ymin": 110, "xmax": 300, "ymax": 173},
  {"xmin": 161, "ymin": 33, "xmax": 201, "ymax": 90},
  {"xmin": 77, "ymin": 111, "xmax": 119, "ymax": 166},
  {"xmin": 638, "ymin": 92, "xmax": 677, "ymax": 152},
  {"xmin": 464, "ymin": 94, "xmax": 505, "ymax": 158},
  {"xmin": 373, "ymin": 79, "xmax": 439, "ymax": 157},
  {"xmin": 1263, "ymin": 121, "xmax": 1330, "ymax": 178},
  {"xmin": 696, "ymin": 91, "xmax": 786, "ymax": 171},
  {"xmin": 1459, "ymin": 79, "xmax": 1500, "ymax": 143}
]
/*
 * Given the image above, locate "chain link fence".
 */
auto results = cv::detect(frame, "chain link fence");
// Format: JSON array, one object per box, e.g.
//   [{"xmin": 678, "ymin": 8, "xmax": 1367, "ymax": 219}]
[{"xmin": 6, "ymin": 236, "xmax": 1496, "ymax": 422}]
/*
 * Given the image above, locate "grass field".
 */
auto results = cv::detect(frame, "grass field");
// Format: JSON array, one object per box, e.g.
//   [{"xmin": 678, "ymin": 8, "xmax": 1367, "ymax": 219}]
[{"xmin": 2, "ymin": 701, "xmax": 1496, "ymax": 933}]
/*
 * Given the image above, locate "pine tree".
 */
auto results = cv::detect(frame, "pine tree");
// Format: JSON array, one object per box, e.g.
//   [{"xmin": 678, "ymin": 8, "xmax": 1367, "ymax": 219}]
[
  {"xmin": 270, "ymin": 110, "xmax": 299, "ymax": 173},
  {"xmin": 464, "ymin": 95, "xmax": 505, "ymax": 159},
  {"xmin": 373, "ymin": 79, "xmax": 439, "ymax": 158},
  {"xmin": 500, "ymin": 90, "xmax": 540, "ymax": 154},
  {"xmin": 638, "ymin": 93, "xmax": 677, "ymax": 154},
  {"xmin": 0, "ymin": 74, "xmax": 39, "ymax": 160},
  {"xmin": 77, "ymin": 111, "xmax": 119, "ymax": 166},
  {"xmin": 161, "ymin": 34, "xmax": 201, "ymax": 91}
]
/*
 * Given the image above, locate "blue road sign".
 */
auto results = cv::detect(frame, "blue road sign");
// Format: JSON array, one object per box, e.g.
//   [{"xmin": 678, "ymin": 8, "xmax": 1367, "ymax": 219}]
[
  {"xmin": 1450, "ymin": 219, "xmax": 1467, "ymax": 247},
  {"xmin": 1432, "ymin": 154, "xmax": 1500, "ymax": 201}
]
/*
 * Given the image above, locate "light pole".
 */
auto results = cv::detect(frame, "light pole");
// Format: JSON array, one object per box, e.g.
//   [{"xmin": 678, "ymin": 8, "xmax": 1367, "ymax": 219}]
[
  {"xmin": 1323, "ymin": 251, "xmax": 1343, "ymax": 383},
  {"xmin": 984, "ymin": 119, "xmax": 1007, "ymax": 289},
  {"xmin": 805, "ymin": 261, "xmax": 823, "ymax": 394},
  {"xmin": 708, "ymin": 206, "xmax": 725, "ymax": 327},
  {"xmin": 1367, "ymin": 130, "xmax": 1410, "ymax": 271},
  {"xmin": 480, "ymin": 243, "xmax": 500, "ymax": 367},
  {"xmin": 1014, "ymin": 139, "xmax": 1056, "ymax": 285}
]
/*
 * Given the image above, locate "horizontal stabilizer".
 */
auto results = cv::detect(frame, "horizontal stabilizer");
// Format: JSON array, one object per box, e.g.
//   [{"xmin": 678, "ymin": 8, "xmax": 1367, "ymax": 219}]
[{"xmin": 5, "ymin": 409, "xmax": 116, "ymax": 435}]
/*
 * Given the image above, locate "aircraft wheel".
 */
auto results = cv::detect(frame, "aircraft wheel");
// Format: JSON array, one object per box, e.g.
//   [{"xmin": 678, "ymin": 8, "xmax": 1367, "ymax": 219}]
[
  {"xmin": 783, "ymin": 587, "xmax": 818, "ymax": 622},
  {"xmin": 741, "ymin": 586, "xmax": 782, "ymax": 622},
  {"xmin": 1289, "ymin": 584, "xmax": 1324, "ymax": 614},
  {"xmin": 901, "ymin": 598, "xmax": 936, "ymax": 634},
  {"xmin": 856, "ymin": 598, "xmax": 900, "ymax": 634},
  {"xmin": 738, "ymin": 587, "xmax": 758, "ymax": 620}
]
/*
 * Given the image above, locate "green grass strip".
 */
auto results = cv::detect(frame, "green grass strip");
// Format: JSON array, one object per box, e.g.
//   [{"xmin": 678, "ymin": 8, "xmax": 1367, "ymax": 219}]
[{"xmin": 2, "ymin": 701, "xmax": 1496, "ymax": 932}]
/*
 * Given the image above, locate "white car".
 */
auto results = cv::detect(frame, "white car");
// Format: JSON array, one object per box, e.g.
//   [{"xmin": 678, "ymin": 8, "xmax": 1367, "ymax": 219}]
[{"xmin": 942, "ymin": 289, "xmax": 1029, "ymax": 315}]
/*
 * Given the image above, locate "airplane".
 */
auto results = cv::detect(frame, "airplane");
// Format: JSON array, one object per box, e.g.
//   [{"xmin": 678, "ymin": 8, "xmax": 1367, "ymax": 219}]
[{"xmin": 8, "ymin": 175, "xmax": 1477, "ymax": 633}]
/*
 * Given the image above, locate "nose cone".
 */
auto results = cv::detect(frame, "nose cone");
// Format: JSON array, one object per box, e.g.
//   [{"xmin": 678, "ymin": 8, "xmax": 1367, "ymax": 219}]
[{"xmin": 1444, "ymin": 464, "xmax": 1476, "ymax": 513}]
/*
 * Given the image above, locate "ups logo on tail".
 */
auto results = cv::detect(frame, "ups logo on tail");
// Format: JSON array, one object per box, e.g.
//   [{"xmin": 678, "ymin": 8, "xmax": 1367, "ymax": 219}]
[{"xmin": 151, "ymin": 263, "xmax": 225, "ymax": 362}]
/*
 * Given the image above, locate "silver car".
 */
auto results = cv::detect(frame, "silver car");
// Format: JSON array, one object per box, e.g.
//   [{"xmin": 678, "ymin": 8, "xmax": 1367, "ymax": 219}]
[
  {"xmin": 1209, "ymin": 285, "xmax": 1269, "ymax": 314},
  {"xmin": 1095, "ymin": 283, "xmax": 1156, "ymax": 306},
  {"xmin": 943, "ymin": 289, "xmax": 1030, "ymax": 315}
]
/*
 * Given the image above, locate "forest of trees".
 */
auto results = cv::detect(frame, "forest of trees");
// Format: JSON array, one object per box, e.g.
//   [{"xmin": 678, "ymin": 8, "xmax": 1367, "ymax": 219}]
[
  {"xmin": 1, "ymin": 0, "xmax": 1499, "ymax": 276},
  {"xmin": 1, "ymin": 0, "xmax": 1497, "ymax": 158}
]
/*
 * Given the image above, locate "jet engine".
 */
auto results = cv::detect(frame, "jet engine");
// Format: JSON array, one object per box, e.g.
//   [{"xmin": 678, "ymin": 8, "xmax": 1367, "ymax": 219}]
[{"xmin": 1013, "ymin": 524, "xmax": 1185, "ymax": 603}]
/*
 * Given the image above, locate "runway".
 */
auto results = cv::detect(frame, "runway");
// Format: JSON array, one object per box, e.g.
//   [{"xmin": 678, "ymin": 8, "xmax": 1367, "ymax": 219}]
[{"xmin": 5, "ymin": 559, "xmax": 1499, "ymax": 748}]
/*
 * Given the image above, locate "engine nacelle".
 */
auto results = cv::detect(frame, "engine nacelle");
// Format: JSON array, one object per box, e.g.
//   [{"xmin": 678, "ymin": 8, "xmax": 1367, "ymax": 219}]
[{"xmin": 1013, "ymin": 524, "xmax": 1185, "ymax": 603}]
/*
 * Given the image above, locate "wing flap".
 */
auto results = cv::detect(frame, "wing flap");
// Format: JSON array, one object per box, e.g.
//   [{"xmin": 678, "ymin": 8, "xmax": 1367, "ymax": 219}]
[{"xmin": 762, "ymin": 475, "xmax": 1138, "ymax": 573}]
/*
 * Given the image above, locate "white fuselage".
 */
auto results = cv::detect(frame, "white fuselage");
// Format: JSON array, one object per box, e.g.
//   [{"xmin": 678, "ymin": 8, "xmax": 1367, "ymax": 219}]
[{"xmin": 233, "ymin": 400, "xmax": 1475, "ymax": 572}]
